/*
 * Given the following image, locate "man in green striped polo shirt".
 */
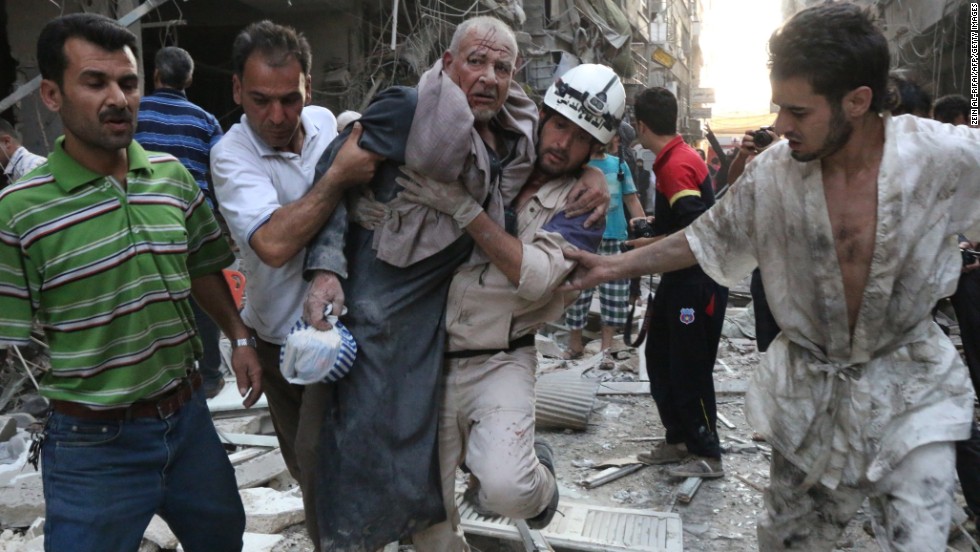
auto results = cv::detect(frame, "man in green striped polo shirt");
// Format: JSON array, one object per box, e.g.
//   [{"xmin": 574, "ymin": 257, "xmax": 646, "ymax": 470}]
[{"xmin": 0, "ymin": 13, "xmax": 262, "ymax": 551}]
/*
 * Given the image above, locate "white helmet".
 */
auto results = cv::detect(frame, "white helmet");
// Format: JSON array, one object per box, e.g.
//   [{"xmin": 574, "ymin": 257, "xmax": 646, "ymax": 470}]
[{"xmin": 543, "ymin": 64, "xmax": 626, "ymax": 145}]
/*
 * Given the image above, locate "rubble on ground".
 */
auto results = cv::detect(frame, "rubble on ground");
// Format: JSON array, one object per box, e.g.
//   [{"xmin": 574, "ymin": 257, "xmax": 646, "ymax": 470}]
[{"xmin": 0, "ymin": 282, "xmax": 977, "ymax": 551}]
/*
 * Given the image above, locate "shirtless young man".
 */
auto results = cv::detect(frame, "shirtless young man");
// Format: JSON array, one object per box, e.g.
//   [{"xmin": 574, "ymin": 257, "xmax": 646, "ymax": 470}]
[{"xmin": 564, "ymin": 3, "xmax": 980, "ymax": 550}]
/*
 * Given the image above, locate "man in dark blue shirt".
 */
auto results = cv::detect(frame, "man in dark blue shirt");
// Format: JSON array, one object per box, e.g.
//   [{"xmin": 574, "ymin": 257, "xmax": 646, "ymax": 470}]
[
  {"xmin": 136, "ymin": 46, "xmax": 223, "ymax": 207},
  {"xmin": 136, "ymin": 46, "xmax": 226, "ymax": 398}
]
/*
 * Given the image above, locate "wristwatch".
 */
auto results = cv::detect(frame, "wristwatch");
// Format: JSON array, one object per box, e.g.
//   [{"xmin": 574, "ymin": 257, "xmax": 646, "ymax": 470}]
[{"xmin": 231, "ymin": 336, "xmax": 257, "ymax": 349}]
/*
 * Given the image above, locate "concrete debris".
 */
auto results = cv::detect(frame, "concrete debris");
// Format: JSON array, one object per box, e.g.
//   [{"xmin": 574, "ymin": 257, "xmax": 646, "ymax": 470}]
[
  {"xmin": 23, "ymin": 517, "xmax": 42, "ymax": 541},
  {"xmin": 0, "ymin": 418, "xmax": 15, "ymax": 443},
  {"xmin": 240, "ymin": 487, "xmax": 305, "ymax": 534},
  {"xmin": 234, "ymin": 448, "xmax": 289, "ymax": 489},
  {"xmin": 19, "ymin": 534, "xmax": 43, "ymax": 552},
  {"xmin": 722, "ymin": 306, "xmax": 756, "ymax": 339},
  {"xmin": 677, "ymin": 477, "xmax": 703, "ymax": 504},
  {"xmin": 0, "ymin": 469, "xmax": 42, "ymax": 528},
  {"xmin": 0, "ymin": 432, "xmax": 26, "ymax": 465},
  {"xmin": 214, "ymin": 413, "xmax": 269, "ymax": 436},
  {"xmin": 143, "ymin": 515, "xmax": 179, "ymax": 549},
  {"xmin": 534, "ymin": 334, "xmax": 566, "ymax": 359},
  {"xmin": 582, "ymin": 463, "xmax": 645, "ymax": 489}
]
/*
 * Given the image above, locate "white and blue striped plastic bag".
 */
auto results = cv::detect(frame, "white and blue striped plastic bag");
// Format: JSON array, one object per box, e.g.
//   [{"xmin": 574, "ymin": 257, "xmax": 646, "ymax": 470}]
[{"xmin": 279, "ymin": 315, "xmax": 357, "ymax": 385}]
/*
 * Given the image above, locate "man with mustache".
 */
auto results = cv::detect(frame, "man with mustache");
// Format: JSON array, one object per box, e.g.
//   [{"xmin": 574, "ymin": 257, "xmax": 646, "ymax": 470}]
[
  {"xmin": 563, "ymin": 3, "xmax": 980, "ymax": 550},
  {"xmin": 302, "ymin": 16, "xmax": 608, "ymax": 551},
  {"xmin": 0, "ymin": 13, "xmax": 263, "ymax": 551},
  {"xmin": 210, "ymin": 20, "xmax": 379, "ymax": 549}
]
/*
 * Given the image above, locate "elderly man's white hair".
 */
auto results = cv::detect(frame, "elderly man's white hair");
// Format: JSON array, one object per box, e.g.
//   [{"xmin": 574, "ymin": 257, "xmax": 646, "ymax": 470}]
[{"xmin": 448, "ymin": 15, "xmax": 517, "ymax": 58}]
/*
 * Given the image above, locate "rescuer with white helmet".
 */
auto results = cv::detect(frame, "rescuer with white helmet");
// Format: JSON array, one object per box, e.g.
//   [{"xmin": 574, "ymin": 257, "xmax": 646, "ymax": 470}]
[
  {"xmin": 560, "ymin": 64, "xmax": 648, "ymax": 368},
  {"xmin": 403, "ymin": 66, "xmax": 627, "ymax": 550},
  {"xmin": 544, "ymin": 63, "xmax": 626, "ymax": 144}
]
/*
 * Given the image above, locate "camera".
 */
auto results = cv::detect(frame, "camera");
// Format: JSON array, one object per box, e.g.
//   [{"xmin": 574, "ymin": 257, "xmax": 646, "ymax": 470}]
[
  {"xmin": 963, "ymin": 248, "xmax": 980, "ymax": 266},
  {"xmin": 620, "ymin": 219, "xmax": 655, "ymax": 252},
  {"xmin": 751, "ymin": 126, "xmax": 775, "ymax": 148}
]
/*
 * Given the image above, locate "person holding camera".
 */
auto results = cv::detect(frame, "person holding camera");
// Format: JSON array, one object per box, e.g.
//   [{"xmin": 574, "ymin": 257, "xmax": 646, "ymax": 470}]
[
  {"xmin": 564, "ymin": 122, "xmax": 647, "ymax": 368},
  {"xmin": 625, "ymin": 86, "xmax": 729, "ymax": 478},
  {"xmin": 933, "ymin": 93, "xmax": 980, "ymax": 534},
  {"xmin": 727, "ymin": 126, "xmax": 782, "ymax": 352}
]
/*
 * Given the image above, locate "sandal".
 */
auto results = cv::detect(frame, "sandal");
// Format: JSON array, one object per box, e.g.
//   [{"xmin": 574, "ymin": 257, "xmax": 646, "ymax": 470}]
[
  {"xmin": 561, "ymin": 349, "xmax": 584, "ymax": 361},
  {"xmin": 598, "ymin": 349, "xmax": 616, "ymax": 370}
]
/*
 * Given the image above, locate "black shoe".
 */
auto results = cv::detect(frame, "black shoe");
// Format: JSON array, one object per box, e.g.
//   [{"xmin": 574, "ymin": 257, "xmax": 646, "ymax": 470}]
[{"xmin": 526, "ymin": 440, "xmax": 560, "ymax": 530}]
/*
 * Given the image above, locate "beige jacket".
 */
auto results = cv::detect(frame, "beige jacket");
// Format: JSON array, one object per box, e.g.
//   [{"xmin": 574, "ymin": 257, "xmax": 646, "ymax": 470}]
[
  {"xmin": 372, "ymin": 60, "xmax": 538, "ymax": 267},
  {"xmin": 446, "ymin": 174, "xmax": 603, "ymax": 352}
]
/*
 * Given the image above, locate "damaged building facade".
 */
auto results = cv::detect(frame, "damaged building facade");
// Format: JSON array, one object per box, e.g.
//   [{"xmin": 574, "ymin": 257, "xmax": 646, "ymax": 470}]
[
  {"xmin": 0, "ymin": 0, "xmax": 706, "ymax": 155},
  {"xmin": 786, "ymin": 0, "xmax": 974, "ymax": 100}
]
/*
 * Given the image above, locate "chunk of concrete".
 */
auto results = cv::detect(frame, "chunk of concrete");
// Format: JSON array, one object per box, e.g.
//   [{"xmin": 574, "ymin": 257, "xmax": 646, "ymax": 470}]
[
  {"xmin": 535, "ymin": 334, "xmax": 566, "ymax": 359},
  {"xmin": 243, "ymin": 532, "xmax": 284, "ymax": 552},
  {"xmin": 235, "ymin": 448, "xmax": 288, "ymax": 489},
  {"xmin": 24, "ymin": 516, "xmax": 43, "ymax": 540},
  {"xmin": 21, "ymin": 534, "xmax": 43, "ymax": 552},
  {"xmin": 213, "ymin": 414, "xmax": 265, "ymax": 436},
  {"xmin": 0, "ymin": 416, "xmax": 16, "ymax": 442},
  {"xmin": 142, "ymin": 515, "xmax": 178, "ymax": 550},
  {"xmin": 0, "ymin": 470, "xmax": 44, "ymax": 527},
  {"xmin": 240, "ymin": 487, "xmax": 304, "ymax": 534},
  {"xmin": 0, "ymin": 528, "xmax": 27, "ymax": 550}
]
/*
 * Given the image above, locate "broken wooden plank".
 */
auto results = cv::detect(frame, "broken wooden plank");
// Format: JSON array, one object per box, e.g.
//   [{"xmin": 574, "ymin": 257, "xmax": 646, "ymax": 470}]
[
  {"xmin": 676, "ymin": 476, "xmax": 702, "ymax": 503},
  {"xmin": 623, "ymin": 435, "xmax": 663, "ymax": 443},
  {"xmin": 218, "ymin": 432, "xmax": 280, "ymax": 448},
  {"xmin": 717, "ymin": 412, "xmax": 736, "ymax": 430},
  {"xmin": 228, "ymin": 447, "xmax": 268, "ymax": 466},
  {"xmin": 516, "ymin": 519, "xmax": 555, "ymax": 551},
  {"xmin": 234, "ymin": 448, "xmax": 288, "ymax": 489},
  {"xmin": 596, "ymin": 379, "xmax": 749, "ymax": 395},
  {"xmin": 734, "ymin": 473, "xmax": 766, "ymax": 493},
  {"xmin": 596, "ymin": 381, "xmax": 648, "ymax": 395},
  {"xmin": 582, "ymin": 463, "xmax": 646, "ymax": 489}
]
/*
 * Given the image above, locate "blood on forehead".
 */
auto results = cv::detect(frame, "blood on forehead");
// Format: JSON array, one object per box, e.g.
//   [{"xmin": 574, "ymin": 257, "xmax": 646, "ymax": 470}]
[{"xmin": 464, "ymin": 29, "xmax": 515, "ymax": 60}]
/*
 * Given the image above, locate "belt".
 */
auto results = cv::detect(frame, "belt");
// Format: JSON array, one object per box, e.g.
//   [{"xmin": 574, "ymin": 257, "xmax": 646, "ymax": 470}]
[
  {"xmin": 445, "ymin": 334, "xmax": 536, "ymax": 359},
  {"xmin": 50, "ymin": 372, "xmax": 202, "ymax": 421}
]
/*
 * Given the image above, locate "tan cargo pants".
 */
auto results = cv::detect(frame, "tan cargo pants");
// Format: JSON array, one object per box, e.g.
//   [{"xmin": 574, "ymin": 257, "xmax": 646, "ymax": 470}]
[{"xmin": 413, "ymin": 347, "xmax": 556, "ymax": 552}]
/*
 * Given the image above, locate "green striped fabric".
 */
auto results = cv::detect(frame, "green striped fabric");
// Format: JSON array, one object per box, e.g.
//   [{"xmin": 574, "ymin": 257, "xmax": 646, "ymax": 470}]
[{"xmin": 0, "ymin": 137, "xmax": 234, "ymax": 407}]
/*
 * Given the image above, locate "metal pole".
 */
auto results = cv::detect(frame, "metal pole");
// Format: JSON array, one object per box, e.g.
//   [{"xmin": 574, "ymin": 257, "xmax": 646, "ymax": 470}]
[
  {"xmin": 390, "ymin": 0, "xmax": 400, "ymax": 50},
  {"xmin": 0, "ymin": 0, "xmax": 174, "ymax": 114}
]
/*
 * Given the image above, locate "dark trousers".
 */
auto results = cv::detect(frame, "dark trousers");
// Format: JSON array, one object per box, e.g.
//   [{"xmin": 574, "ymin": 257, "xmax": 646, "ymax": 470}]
[
  {"xmin": 646, "ymin": 280, "xmax": 728, "ymax": 459},
  {"xmin": 751, "ymin": 268, "xmax": 780, "ymax": 352},
  {"xmin": 190, "ymin": 298, "xmax": 223, "ymax": 389},
  {"xmin": 951, "ymin": 269, "xmax": 980, "ymax": 515},
  {"xmin": 255, "ymin": 338, "xmax": 330, "ymax": 550}
]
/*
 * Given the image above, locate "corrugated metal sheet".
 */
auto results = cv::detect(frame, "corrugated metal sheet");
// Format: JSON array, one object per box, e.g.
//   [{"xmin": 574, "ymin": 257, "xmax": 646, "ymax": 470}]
[
  {"xmin": 535, "ymin": 370, "xmax": 600, "ymax": 431},
  {"xmin": 458, "ymin": 493, "xmax": 684, "ymax": 551}
]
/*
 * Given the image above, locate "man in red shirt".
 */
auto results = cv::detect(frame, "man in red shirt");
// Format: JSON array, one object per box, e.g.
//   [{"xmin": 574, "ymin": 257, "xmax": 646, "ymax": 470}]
[{"xmin": 631, "ymin": 86, "xmax": 728, "ymax": 478}]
